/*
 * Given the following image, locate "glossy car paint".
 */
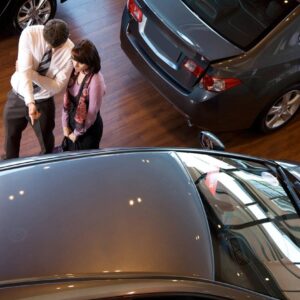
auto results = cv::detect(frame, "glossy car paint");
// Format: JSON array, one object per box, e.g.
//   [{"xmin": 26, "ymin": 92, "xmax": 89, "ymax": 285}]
[
  {"xmin": 120, "ymin": 0, "xmax": 300, "ymax": 131},
  {"xmin": 0, "ymin": 151, "xmax": 213, "ymax": 281},
  {"xmin": 0, "ymin": 149, "xmax": 299, "ymax": 300},
  {"xmin": 0, "ymin": 278, "xmax": 279, "ymax": 300}
]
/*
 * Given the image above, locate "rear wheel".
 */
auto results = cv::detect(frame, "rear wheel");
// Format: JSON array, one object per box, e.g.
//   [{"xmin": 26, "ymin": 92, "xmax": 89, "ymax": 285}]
[
  {"xmin": 257, "ymin": 87, "xmax": 300, "ymax": 133},
  {"xmin": 13, "ymin": 0, "xmax": 57, "ymax": 31}
]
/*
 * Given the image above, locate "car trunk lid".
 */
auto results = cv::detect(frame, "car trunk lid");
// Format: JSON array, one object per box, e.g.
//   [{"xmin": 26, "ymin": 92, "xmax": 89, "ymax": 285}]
[
  {"xmin": 143, "ymin": 0, "xmax": 243, "ymax": 61},
  {"xmin": 132, "ymin": 0, "xmax": 243, "ymax": 90}
]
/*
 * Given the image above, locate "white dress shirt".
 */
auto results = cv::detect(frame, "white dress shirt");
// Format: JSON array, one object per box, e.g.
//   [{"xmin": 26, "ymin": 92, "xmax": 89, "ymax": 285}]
[{"xmin": 10, "ymin": 25, "xmax": 74, "ymax": 105}]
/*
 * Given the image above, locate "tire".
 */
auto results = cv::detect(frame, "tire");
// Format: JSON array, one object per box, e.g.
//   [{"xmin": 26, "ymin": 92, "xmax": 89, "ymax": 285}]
[
  {"xmin": 12, "ymin": 0, "xmax": 57, "ymax": 32},
  {"xmin": 256, "ymin": 86, "xmax": 300, "ymax": 133}
]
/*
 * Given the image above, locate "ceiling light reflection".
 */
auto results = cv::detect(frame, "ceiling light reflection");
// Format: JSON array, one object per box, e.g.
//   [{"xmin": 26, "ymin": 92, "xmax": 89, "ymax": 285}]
[
  {"xmin": 141, "ymin": 159, "xmax": 150, "ymax": 163},
  {"xmin": 248, "ymin": 205, "xmax": 300, "ymax": 267},
  {"xmin": 129, "ymin": 197, "xmax": 143, "ymax": 206},
  {"xmin": 127, "ymin": 291, "xmax": 135, "ymax": 295}
]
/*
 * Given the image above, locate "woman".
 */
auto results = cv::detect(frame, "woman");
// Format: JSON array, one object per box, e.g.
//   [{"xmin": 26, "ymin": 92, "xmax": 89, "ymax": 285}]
[{"xmin": 62, "ymin": 39, "xmax": 106, "ymax": 150}]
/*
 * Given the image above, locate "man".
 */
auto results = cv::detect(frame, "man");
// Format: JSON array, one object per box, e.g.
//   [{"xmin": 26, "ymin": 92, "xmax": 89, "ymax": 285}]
[{"xmin": 3, "ymin": 19, "xmax": 74, "ymax": 159}]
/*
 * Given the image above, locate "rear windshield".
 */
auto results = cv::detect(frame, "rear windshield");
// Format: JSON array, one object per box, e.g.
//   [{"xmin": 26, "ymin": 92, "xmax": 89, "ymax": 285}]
[{"xmin": 182, "ymin": 0, "xmax": 299, "ymax": 49}]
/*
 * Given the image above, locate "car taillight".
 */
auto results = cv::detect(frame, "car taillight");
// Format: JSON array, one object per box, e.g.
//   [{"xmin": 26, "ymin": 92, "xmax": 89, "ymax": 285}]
[
  {"xmin": 127, "ymin": 0, "xmax": 143, "ymax": 22},
  {"xmin": 183, "ymin": 59, "xmax": 204, "ymax": 78},
  {"xmin": 183, "ymin": 58, "xmax": 241, "ymax": 92},
  {"xmin": 201, "ymin": 74, "xmax": 241, "ymax": 92}
]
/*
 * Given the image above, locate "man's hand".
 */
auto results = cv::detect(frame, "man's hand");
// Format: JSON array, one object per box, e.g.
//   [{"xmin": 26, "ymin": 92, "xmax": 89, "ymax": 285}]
[
  {"xmin": 28, "ymin": 103, "xmax": 41, "ymax": 125},
  {"xmin": 63, "ymin": 126, "xmax": 71, "ymax": 137},
  {"xmin": 68, "ymin": 132, "xmax": 77, "ymax": 143}
]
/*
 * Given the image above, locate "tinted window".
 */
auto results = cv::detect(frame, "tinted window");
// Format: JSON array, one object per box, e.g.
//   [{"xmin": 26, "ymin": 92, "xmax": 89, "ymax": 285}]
[
  {"xmin": 178, "ymin": 152, "xmax": 300, "ymax": 299},
  {"xmin": 182, "ymin": 0, "xmax": 298, "ymax": 49}
]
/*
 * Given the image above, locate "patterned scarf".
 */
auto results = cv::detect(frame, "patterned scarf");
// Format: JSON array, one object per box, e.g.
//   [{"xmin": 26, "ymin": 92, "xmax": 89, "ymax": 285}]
[{"xmin": 63, "ymin": 70, "xmax": 94, "ymax": 131}]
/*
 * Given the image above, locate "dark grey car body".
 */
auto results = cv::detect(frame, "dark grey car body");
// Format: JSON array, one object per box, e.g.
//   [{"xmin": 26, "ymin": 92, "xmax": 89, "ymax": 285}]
[
  {"xmin": 121, "ymin": 0, "xmax": 300, "ymax": 132},
  {"xmin": 0, "ymin": 148, "xmax": 300, "ymax": 299}
]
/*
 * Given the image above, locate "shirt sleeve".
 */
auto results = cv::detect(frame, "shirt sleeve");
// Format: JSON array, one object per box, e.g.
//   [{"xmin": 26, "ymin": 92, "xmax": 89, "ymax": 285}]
[
  {"xmin": 31, "ymin": 58, "xmax": 73, "ymax": 94},
  {"xmin": 74, "ymin": 73, "xmax": 105, "ymax": 137},
  {"xmin": 62, "ymin": 91, "xmax": 69, "ymax": 128},
  {"xmin": 16, "ymin": 29, "xmax": 35, "ymax": 105}
]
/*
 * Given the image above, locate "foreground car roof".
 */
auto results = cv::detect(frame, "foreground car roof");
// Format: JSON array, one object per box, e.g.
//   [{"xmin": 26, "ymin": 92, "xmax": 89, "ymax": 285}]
[{"xmin": 0, "ymin": 150, "xmax": 213, "ymax": 283}]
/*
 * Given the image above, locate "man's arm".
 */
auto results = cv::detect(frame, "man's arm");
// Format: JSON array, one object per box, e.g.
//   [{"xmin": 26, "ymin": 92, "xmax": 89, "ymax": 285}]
[
  {"xmin": 32, "ymin": 59, "xmax": 73, "ymax": 94},
  {"xmin": 16, "ymin": 29, "xmax": 35, "ymax": 105}
]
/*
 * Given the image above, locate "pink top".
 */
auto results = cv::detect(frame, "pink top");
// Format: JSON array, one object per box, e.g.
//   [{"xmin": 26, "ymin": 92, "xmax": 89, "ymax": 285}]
[{"xmin": 62, "ymin": 72, "xmax": 106, "ymax": 136}]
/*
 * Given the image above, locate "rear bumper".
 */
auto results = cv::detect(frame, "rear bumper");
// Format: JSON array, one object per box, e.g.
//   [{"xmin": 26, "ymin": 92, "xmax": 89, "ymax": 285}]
[{"xmin": 120, "ymin": 12, "xmax": 257, "ymax": 132}]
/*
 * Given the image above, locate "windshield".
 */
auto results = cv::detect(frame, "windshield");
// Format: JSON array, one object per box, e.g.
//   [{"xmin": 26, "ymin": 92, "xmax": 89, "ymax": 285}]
[
  {"xmin": 178, "ymin": 152, "xmax": 300, "ymax": 299},
  {"xmin": 182, "ymin": 0, "xmax": 299, "ymax": 49}
]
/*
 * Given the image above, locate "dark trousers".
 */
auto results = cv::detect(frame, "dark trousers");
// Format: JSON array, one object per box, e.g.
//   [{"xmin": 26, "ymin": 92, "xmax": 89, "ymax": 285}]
[{"xmin": 3, "ymin": 90, "xmax": 55, "ymax": 159}]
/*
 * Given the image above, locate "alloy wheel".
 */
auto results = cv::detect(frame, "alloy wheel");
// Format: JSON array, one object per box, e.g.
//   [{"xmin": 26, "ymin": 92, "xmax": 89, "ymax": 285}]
[
  {"xmin": 265, "ymin": 89, "xmax": 300, "ymax": 130},
  {"xmin": 16, "ymin": 0, "xmax": 53, "ymax": 29}
]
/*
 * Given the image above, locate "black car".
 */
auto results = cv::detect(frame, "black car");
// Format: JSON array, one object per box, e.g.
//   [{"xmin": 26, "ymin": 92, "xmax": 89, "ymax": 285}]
[
  {"xmin": 0, "ymin": 140, "xmax": 299, "ymax": 299},
  {"xmin": 0, "ymin": 0, "xmax": 67, "ymax": 32},
  {"xmin": 121, "ymin": 0, "xmax": 300, "ymax": 132}
]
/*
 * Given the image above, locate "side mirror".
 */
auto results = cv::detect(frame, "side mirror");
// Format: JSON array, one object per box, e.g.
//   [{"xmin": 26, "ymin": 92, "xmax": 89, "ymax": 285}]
[{"xmin": 199, "ymin": 131, "xmax": 225, "ymax": 151}]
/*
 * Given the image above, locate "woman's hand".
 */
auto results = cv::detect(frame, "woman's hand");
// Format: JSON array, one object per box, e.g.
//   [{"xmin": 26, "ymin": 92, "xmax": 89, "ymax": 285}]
[
  {"xmin": 63, "ymin": 126, "xmax": 71, "ymax": 137},
  {"xmin": 68, "ymin": 132, "xmax": 77, "ymax": 143}
]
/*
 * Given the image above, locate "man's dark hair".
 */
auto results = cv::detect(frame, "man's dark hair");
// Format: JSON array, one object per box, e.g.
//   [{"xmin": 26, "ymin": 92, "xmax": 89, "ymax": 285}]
[
  {"xmin": 71, "ymin": 39, "xmax": 101, "ymax": 74},
  {"xmin": 43, "ymin": 19, "xmax": 69, "ymax": 48}
]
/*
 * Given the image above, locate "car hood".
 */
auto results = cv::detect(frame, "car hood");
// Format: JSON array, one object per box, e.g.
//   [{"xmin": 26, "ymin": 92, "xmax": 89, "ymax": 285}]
[
  {"xmin": 143, "ymin": 0, "xmax": 243, "ymax": 61},
  {"xmin": 0, "ymin": 151, "xmax": 213, "ymax": 283}
]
